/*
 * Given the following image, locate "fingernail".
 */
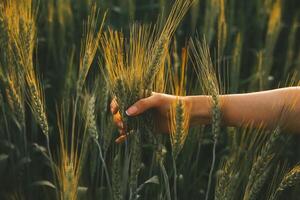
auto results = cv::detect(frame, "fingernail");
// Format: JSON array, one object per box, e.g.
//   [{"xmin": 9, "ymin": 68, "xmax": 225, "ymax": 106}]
[{"xmin": 126, "ymin": 106, "xmax": 137, "ymax": 116}]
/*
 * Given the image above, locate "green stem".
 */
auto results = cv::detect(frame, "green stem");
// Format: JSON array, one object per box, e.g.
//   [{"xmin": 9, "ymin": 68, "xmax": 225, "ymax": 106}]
[
  {"xmin": 45, "ymin": 134, "xmax": 59, "ymax": 200},
  {"xmin": 205, "ymin": 138, "xmax": 218, "ymax": 200},
  {"xmin": 94, "ymin": 138, "xmax": 113, "ymax": 199},
  {"xmin": 160, "ymin": 160, "xmax": 171, "ymax": 200},
  {"xmin": 172, "ymin": 156, "xmax": 178, "ymax": 200}
]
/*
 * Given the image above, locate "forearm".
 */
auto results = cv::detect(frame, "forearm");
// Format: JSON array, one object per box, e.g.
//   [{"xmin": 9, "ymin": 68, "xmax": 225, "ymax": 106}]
[{"xmin": 186, "ymin": 87, "xmax": 300, "ymax": 133}]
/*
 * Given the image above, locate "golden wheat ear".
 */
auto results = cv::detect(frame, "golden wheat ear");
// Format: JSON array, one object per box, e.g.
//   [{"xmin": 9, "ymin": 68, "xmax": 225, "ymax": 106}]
[
  {"xmin": 167, "ymin": 47, "xmax": 190, "ymax": 200},
  {"xmin": 56, "ymin": 100, "xmax": 86, "ymax": 200},
  {"xmin": 5, "ymin": 0, "xmax": 49, "ymax": 136},
  {"xmin": 271, "ymin": 165, "xmax": 300, "ymax": 200},
  {"xmin": 189, "ymin": 38, "xmax": 223, "ymax": 200},
  {"xmin": 167, "ymin": 47, "xmax": 190, "ymax": 159},
  {"xmin": 0, "ymin": 1, "xmax": 26, "ymax": 130},
  {"xmin": 77, "ymin": 5, "xmax": 106, "ymax": 97},
  {"xmin": 243, "ymin": 127, "xmax": 283, "ymax": 200},
  {"xmin": 144, "ymin": 0, "xmax": 194, "ymax": 92}
]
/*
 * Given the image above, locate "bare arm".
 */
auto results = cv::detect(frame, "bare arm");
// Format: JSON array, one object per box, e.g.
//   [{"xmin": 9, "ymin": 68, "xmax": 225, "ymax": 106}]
[
  {"xmin": 188, "ymin": 87, "xmax": 300, "ymax": 133},
  {"xmin": 111, "ymin": 87, "xmax": 300, "ymax": 136}
]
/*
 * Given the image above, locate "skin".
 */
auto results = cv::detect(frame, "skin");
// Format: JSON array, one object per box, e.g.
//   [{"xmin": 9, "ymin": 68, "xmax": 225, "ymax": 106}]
[{"xmin": 110, "ymin": 87, "xmax": 300, "ymax": 142}]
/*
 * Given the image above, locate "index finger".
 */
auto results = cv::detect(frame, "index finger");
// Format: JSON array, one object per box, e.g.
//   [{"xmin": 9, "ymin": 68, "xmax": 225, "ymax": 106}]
[{"xmin": 110, "ymin": 98, "xmax": 119, "ymax": 114}]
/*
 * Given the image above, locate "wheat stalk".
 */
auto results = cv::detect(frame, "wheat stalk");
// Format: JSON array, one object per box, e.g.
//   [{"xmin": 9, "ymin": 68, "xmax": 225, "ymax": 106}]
[
  {"xmin": 77, "ymin": 6, "xmax": 106, "ymax": 97},
  {"xmin": 143, "ymin": 35, "xmax": 168, "ymax": 93},
  {"xmin": 168, "ymin": 50, "xmax": 189, "ymax": 156},
  {"xmin": 129, "ymin": 132, "xmax": 142, "ymax": 198},
  {"xmin": 6, "ymin": 76, "xmax": 25, "ymax": 128},
  {"xmin": 144, "ymin": 0, "xmax": 194, "ymax": 92},
  {"xmin": 169, "ymin": 100, "xmax": 190, "ymax": 159},
  {"xmin": 6, "ymin": 0, "xmax": 49, "ymax": 137},
  {"xmin": 270, "ymin": 165, "xmax": 300, "ymax": 200},
  {"xmin": 28, "ymin": 82, "xmax": 49, "ymax": 135},
  {"xmin": 247, "ymin": 166, "xmax": 272, "ymax": 200},
  {"xmin": 215, "ymin": 125, "xmax": 273, "ymax": 200},
  {"xmin": 84, "ymin": 93, "xmax": 113, "ymax": 197},
  {"xmin": 101, "ymin": 0, "xmax": 194, "ymax": 141},
  {"xmin": 205, "ymin": 93, "xmax": 221, "ymax": 200},
  {"xmin": 217, "ymin": 0, "xmax": 227, "ymax": 56},
  {"xmin": 261, "ymin": 0, "xmax": 282, "ymax": 88},
  {"xmin": 57, "ymin": 102, "xmax": 88, "ymax": 200},
  {"xmin": 156, "ymin": 144, "xmax": 171, "ymax": 200},
  {"xmin": 202, "ymin": 0, "xmax": 220, "ymax": 44},
  {"xmin": 0, "ymin": 3, "xmax": 26, "ymax": 130},
  {"xmin": 167, "ymin": 48, "xmax": 190, "ymax": 200},
  {"xmin": 243, "ymin": 127, "xmax": 281, "ymax": 200},
  {"xmin": 0, "ymin": 14, "xmax": 11, "ymax": 63},
  {"xmin": 215, "ymin": 159, "xmax": 240, "ymax": 200},
  {"xmin": 189, "ymin": 38, "xmax": 221, "ymax": 200},
  {"xmin": 86, "ymin": 95, "xmax": 98, "ymax": 140},
  {"xmin": 112, "ymin": 154, "xmax": 122, "ymax": 200}
]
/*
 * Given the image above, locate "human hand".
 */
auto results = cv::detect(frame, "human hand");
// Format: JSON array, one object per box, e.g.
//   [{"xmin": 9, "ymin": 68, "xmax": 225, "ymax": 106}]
[{"xmin": 110, "ymin": 92, "xmax": 185, "ymax": 143}]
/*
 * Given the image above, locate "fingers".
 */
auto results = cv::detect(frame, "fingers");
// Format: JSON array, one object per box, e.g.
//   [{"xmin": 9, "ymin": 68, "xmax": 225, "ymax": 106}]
[
  {"xmin": 111, "ymin": 93, "xmax": 161, "ymax": 117},
  {"xmin": 115, "ymin": 127, "xmax": 127, "ymax": 144},
  {"xmin": 126, "ymin": 94, "xmax": 160, "ymax": 116},
  {"xmin": 111, "ymin": 99, "xmax": 127, "ymax": 143},
  {"xmin": 115, "ymin": 134, "xmax": 127, "ymax": 144},
  {"xmin": 110, "ymin": 93, "xmax": 162, "ymax": 144},
  {"xmin": 110, "ymin": 98, "xmax": 119, "ymax": 114},
  {"xmin": 113, "ymin": 112, "xmax": 127, "ymax": 143},
  {"xmin": 113, "ymin": 112, "xmax": 123, "ymax": 129}
]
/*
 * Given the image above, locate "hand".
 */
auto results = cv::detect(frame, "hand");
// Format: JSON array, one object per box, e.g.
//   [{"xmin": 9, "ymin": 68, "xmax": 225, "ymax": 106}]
[{"xmin": 110, "ymin": 92, "xmax": 184, "ymax": 143}]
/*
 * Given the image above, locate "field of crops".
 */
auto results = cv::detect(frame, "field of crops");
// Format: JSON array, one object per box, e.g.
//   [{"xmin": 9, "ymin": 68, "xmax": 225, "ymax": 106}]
[{"xmin": 0, "ymin": 0, "xmax": 299, "ymax": 199}]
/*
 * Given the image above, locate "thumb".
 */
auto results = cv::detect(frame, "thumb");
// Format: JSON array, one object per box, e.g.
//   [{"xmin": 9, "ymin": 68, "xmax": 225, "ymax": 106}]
[{"xmin": 125, "ymin": 95, "xmax": 159, "ymax": 116}]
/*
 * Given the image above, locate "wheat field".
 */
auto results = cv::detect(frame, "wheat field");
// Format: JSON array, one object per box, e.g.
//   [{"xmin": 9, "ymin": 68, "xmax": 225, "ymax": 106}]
[{"xmin": 0, "ymin": 0, "xmax": 299, "ymax": 199}]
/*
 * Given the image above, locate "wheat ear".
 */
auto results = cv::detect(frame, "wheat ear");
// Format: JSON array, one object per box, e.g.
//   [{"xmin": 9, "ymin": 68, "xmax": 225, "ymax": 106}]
[
  {"xmin": 244, "ymin": 128, "xmax": 281, "ymax": 200},
  {"xmin": 85, "ymin": 94, "xmax": 113, "ymax": 197},
  {"xmin": 270, "ymin": 165, "xmax": 300, "ymax": 200}
]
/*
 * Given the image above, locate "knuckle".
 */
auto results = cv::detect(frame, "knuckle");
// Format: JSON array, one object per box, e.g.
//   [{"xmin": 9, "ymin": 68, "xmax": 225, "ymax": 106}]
[
  {"xmin": 154, "ymin": 93, "xmax": 163, "ymax": 101},
  {"xmin": 152, "ymin": 93, "xmax": 163, "ymax": 105}
]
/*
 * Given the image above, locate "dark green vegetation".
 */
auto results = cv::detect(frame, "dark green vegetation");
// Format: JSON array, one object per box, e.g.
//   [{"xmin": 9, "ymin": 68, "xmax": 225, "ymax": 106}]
[{"xmin": 0, "ymin": 0, "xmax": 299, "ymax": 199}]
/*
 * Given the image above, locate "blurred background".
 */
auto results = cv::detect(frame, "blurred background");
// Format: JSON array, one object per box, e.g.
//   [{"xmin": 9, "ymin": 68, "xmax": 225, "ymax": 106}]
[{"xmin": 0, "ymin": 0, "xmax": 300, "ymax": 199}]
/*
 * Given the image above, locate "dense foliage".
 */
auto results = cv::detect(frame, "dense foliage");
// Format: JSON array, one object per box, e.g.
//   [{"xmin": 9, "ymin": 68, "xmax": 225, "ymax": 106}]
[{"xmin": 0, "ymin": 0, "xmax": 299, "ymax": 199}]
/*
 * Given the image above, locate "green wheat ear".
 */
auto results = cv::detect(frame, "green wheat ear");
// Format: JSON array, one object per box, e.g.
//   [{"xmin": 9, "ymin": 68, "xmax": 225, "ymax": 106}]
[
  {"xmin": 0, "ymin": 9, "xmax": 26, "ymax": 130},
  {"xmin": 215, "ymin": 159, "xmax": 239, "ymax": 200},
  {"xmin": 114, "ymin": 78, "xmax": 128, "ymax": 122},
  {"xmin": 189, "ymin": 37, "xmax": 222, "ymax": 200},
  {"xmin": 0, "ymin": 17, "xmax": 10, "ymax": 59},
  {"xmin": 6, "ymin": 78, "xmax": 25, "ymax": 128},
  {"xmin": 63, "ymin": 163, "xmax": 76, "ymax": 200},
  {"xmin": 29, "ymin": 84, "xmax": 49, "ymax": 136},
  {"xmin": 172, "ymin": 100, "xmax": 184, "ymax": 159},
  {"xmin": 112, "ymin": 154, "xmax": 122, "ymax": 200},
  {"xmin": 129, "ymin": 132, "xmax": 142, "ymax": 193},
  {"xmin": 244, "ymin": 127, "xmax": 282, "ymax": 200},
  {"xmin": 270, "ymin": 165, "xmax": 300, "ymax": 200},
  {"xmin": 76, "ymin": 5, "xmax": 106, "ymax": 97},
  {"xmin": 86, "ymin": 95, "xmax": 98, "ymax": 140},
  {"xmin": 144, "ymin": 35, "xmax": 168, "ymax": 93}
]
